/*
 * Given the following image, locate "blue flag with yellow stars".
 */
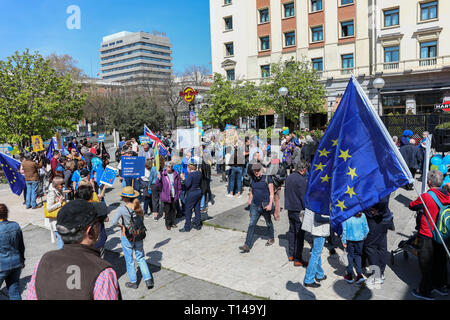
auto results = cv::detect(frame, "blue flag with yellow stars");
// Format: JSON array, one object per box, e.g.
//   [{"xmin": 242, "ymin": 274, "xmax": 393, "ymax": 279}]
[
  {"xmin": 0, "ymin": 152, "xmax": 26, "ymax": 196},
  {"xmin": 305, "ymin": 76, "xmax": 413, "ymax": 231}
]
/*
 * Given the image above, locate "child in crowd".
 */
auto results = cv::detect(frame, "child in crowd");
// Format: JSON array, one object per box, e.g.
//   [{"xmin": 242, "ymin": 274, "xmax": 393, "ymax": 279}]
[{"xmin": 341, "ymin": 212, "xmax": 369, "ymax": 284}]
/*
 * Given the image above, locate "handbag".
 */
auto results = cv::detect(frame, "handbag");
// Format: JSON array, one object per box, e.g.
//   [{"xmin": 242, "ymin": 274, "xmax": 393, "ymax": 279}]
[{"xmin": 44, "ymin": 201, "xmax": 64, "ymax": 219}]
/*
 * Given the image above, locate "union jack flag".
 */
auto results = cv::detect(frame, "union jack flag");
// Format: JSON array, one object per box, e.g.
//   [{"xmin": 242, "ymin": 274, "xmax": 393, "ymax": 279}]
[{"xmin": 144, "ymin": 124, "xmax": 168, "ymax": 157}]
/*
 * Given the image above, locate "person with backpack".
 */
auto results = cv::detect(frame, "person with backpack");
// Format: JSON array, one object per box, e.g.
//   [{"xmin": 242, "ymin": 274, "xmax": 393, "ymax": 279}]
[
  {"xmin": 408, "ymin": 170, "xmax": 450, "ymax": 300},
  {"xmin": 111, "ymin": 187, "xmax": 154, "ymax": 290},
  {"xmin": 239, "ymin": 162, "xmax": 275, "ymax": 253}
]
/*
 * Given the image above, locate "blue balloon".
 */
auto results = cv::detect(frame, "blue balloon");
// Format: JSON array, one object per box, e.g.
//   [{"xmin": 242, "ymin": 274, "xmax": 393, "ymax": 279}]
[
  {"xmin": 443, "ymin": 155, "xmax": 450, "ymax": 165},
  {"xmin": 431, "ymin": 156, "xmax": 442, "ymax": 165},
  {"xmin": 442, "ymin": 176, "xmax": 450, "ymax": 188},
  {"xmin": 7, "ymin": 146, "xmax": 13, "ymax": 152},
  {"xmin": 438, "ymin": 164, "xmax": 448, "ymax": 174},
  {"xmin": 434, "ymin": 154, "xmax": 443, "ymax": 159}
]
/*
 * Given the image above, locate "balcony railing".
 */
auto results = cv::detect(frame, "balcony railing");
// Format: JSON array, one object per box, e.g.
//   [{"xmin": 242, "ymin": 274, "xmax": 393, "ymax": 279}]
[
  {"xmin": 384, "ymin": 62, "xmax": 399, "ymax": 70},
  {"xmin": 341, "ymin": 68, "xmax": 354, "ymax": 75},
  {"xmin": 419, "ymin": 57, "xmax": 437, "ymax": 67}
]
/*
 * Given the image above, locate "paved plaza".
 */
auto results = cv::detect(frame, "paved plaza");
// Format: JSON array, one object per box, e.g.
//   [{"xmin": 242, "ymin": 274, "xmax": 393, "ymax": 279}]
[{"xmin": 1, "ymin": 169, "xmax": 449, "ymax": 300}]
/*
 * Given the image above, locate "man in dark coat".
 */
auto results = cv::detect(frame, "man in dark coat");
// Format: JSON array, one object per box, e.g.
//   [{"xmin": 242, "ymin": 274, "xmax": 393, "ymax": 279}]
[{"xmin": 399, "ymin": 139, "xmax": 419, "ymax": 190}]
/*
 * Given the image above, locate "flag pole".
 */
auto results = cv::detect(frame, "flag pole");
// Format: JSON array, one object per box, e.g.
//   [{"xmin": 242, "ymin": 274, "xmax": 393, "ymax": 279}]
[{"xmin": 413, "ymin": 184, "xmax": 450, "ymax": 260}]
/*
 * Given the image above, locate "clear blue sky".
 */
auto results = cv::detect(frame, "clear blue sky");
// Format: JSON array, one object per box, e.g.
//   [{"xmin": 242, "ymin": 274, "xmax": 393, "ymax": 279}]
[{"xmin": 0, "ymin": 0, "xmax": 212, "ymax": 77}]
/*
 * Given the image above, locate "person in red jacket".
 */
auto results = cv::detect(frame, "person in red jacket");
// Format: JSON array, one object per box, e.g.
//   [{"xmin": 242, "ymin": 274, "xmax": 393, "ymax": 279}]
[
  {"xmin": 409, "ymin": 170, "xmax": 449, "ymax": 300},
  {"xmin": 49, "ymin": 151, "xmax": 61, "ymax": 183}
]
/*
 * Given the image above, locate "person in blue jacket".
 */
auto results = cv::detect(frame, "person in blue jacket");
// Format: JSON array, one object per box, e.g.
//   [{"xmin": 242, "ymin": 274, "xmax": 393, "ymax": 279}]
[{"xmin": 179, "ymin": 160, "xmax": 203, "ymax": 232}]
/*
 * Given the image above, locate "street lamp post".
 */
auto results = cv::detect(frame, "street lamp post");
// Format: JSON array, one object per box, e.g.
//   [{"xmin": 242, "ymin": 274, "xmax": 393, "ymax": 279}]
[
  {"xmin": 278, "ymin": 87, "xmax": 288, "ymax": 128},
  {"xmin": 194, "ymin": 94, "xmax": 204, "ymax": 125},
  {"xmin": 373, "ymin": 78, "xmax": 385, "ymax": 116}
]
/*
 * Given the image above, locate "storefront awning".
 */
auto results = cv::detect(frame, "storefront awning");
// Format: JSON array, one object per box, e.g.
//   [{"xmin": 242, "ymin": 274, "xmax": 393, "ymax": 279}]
[{"xmin": 381, "ymin": 86, "xmax": 450, "ymax": 95}]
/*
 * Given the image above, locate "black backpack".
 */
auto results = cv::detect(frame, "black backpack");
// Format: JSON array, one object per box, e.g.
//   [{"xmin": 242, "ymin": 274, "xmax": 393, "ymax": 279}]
[{"xmin": 123, "ymin": 207, "xmax": 147, "ymax": 242}]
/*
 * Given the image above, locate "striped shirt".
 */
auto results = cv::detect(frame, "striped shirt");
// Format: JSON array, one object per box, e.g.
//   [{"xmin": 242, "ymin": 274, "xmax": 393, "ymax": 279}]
[{"xmin": 26, "ymin": 260, "xmax": 119, "ymax": 300}]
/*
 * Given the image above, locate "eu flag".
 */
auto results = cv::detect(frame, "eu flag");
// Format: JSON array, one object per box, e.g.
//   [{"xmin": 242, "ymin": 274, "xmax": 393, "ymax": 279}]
[
  {"xmin": 0, "ymin": 152, "xmax": 26, "ymax": 196},
  {"xmin": 304, "ymin": 76, "xmax": 413, "ymax": 231},
  {"xmin": 46, "ymin": 138, "xmax": 55, "ymax": 161}
]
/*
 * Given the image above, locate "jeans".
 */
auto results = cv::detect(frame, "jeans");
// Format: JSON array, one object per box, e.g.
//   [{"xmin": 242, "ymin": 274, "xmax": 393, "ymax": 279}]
[
  {"xmin": 228, "ymin": 166, "xmax": 243, "ymax": 195},
  {"xmin": 25, "ymin": 181, "xmax": 39, "ymax": 208},
  {"xmin": 121, "ymin": 236, "xmax": 152, "ymax": 284},
  {"xmin": 245, "ymin": 204, "xmax": 274, "ymax": 248},
  {"xmin": 346, "ymin": 240, "xmax": 364, "ymax": 276},
  {"xmin": 287, "ymin": 211, "xmax": 305, "ymax": 261},
  {"xmin": 304, "ymin": 236, "xmax": 326, "ymax": 284},
  {"xmin": 55, "ymin": 231, "xmax": 64, "ymax": 250},
  {"xmin": 0, "ymin": 267, "xmax": 22, "ymax": 300}
]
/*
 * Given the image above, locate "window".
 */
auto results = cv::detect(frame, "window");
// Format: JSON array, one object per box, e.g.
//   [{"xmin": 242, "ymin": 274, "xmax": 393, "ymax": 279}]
[
  {"xmin": 341, "ymin": 20, "xmax": 354, "ymax": 37},
  {"xmin": 225, "ymin": 42, "xmax": 234, "ymax": 56},
  {"xmin": 226, "ymin": 69, "xmax": 235, "ymax": 81},
  {"xmin": 311, "ymin": 26, "xmax": 323, "ymax": 42},
  {"xmin": 311, "ymin": 0, "xmax": 322, "ymax": 12},
  {"xmin": 341, "ymin": 0, "xmax": 354, "ymax": 5},
  {"xmin": 261, "ymin": 65, "xmax": 270, "ymax": 78},
  {"xmin": 312, "ymin": 58, "xmax": 323, "ymax": 71},
  {"xmin": 342, "ymin": 54, "xmax": 354, "ymax": 69},
  {"xmin": 224, "ymin": 17, "xmax": 233, "ymax": 30},
  {"xmin": 260, "ymin": 36, "xmax": 270, "ymax": 51},
  {"xmin": 259, "ymin": 8, "xmax": 269, "ymax": 23},
  {"xmin": 420, "ymin": 1, "xmax": 438, "ymax": 21},
  {"xmin": 420, "ymin": 41, "xmax": 437, "ymax": 59},
  {"xmin": 285, "ymin": 32, "xmax": 296, "ymax": 47},
  {"xmin": 284, "ymin": 2, "xmax": 295, "ymax": 18},
  {"xmin": 224, "ymin": 0, "xmax": 232, "ymax": 5},
  {"xmin": 384, "ymin": 46, "xmax": 399, "ymax": 62},
  {"xmin": 384, "ymin": 8, "xmax": 399, "ymax": 27}
]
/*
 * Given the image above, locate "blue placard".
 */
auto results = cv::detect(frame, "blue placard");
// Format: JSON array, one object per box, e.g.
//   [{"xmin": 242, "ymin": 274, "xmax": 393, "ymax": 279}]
[
  {"xmin": 98, "ymin": 134, "xmax": 105, "ymax": 143},
  {"xmin": 139, "ymin": 136, "xmax": 153, "ymax": 145},
  {"xmin": 99, "ymin": 166, "xmax": 119, "ymax": 187},
  {"xmin": 121, "ymin": 156, "xmax": 145, "ymax": 178}
]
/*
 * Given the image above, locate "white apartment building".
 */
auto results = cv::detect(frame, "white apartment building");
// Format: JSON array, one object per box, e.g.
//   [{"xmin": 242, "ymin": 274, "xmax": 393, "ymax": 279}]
[
  {"xmin": 99, "ymin": 31, "xmax": 173, "ymax": 85},
  {"xmin": 210, "ymin": 0, "xmax": 450, "ymax": 128}
]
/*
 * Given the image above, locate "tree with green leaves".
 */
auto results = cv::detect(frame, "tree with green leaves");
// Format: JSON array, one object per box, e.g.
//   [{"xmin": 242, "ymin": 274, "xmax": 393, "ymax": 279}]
[
  {"xmin": 260, "ymin": 57, "xmax": 326, "ymax": 127},
  {"xmin": 200, "ymin": 73, "xmax": 262, "ymax": 130},
  {"xmin": 106, "ymin": 96, "xmax": 167, "ymax": 139},
  {"xmin": 0, "ymin": 50, "xmax": 86, "ymax": 148}
]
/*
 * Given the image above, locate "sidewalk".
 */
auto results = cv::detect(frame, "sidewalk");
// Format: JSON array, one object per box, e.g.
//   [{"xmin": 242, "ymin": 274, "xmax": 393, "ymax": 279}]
[{"xmin": 1, "ymin": 177, "xmax": 449, "ymax": 300}]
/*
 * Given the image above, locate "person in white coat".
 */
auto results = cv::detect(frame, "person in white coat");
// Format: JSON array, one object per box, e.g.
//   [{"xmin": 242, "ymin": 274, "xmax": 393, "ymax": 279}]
[{"xmin": 46, "ymin": 177, "xmax": 66, "ymax": 249}]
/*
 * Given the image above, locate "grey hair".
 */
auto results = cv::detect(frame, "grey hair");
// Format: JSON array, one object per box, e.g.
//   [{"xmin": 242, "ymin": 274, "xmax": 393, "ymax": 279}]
[
  {"xmin": 56, "ymin": 226, "xmax": 85, "ymax": 245},
  {"xmin": 295, "ymin": 160, "xmax": 310, "ymax": 172},
  {"xmin": 428, "ymin": 170, "xmax": 444, "ymax": 188},
  {"xmin": 165, "ymin": 161, "xmax": 173, "ymax": 168}
]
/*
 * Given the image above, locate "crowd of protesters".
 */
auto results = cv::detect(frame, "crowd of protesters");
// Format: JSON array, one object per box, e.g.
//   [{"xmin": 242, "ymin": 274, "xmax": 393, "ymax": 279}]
[{"xmin": 0, "ymin": 127, "xmax": 449, "ymax": 300}]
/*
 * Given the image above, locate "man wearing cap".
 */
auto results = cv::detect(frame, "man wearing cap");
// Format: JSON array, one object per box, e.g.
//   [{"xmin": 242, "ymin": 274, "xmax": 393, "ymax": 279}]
[{"xmin": 26, "ymin": 200, "xmax": 120, "ymax": 300}]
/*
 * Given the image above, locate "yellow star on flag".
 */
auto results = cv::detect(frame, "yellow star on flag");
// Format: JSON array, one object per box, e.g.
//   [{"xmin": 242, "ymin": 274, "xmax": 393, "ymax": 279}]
[
  {"xmin": 332, "ymin": 138, "xmax": 338, "ymax": 147},
  {"xmin": 336, "ymin": 200, "xmax": 347, "ymax": 212},
  {"xmin": 320, "ymin": 174, "xmax": 331, "ymax": 183},
  {"xmin": 318, "ymin": 148, "xmax": 330, "ymax": 158},
  {"xmin": 347, "ymin": 166, "xmax": 358, "ymax": 180},
  {"xmin": 339, "ymin": 149, "xmax": 352, "ymax": 162},
  {"xmin": 345, "ymin": 186, "xmax": 357, "ymax": 198},
  {"xmin": 314, "ymin": 162, "xmax": 327, "ymax": 172}
]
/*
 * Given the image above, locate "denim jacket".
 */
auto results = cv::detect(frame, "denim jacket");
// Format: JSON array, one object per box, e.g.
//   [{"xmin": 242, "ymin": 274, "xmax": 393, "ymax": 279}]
[
  {"xmin": 341, "ymin": 214, "xmax": 369, "ymax": 244},
  {"xmin": 0, "ymin": 221, "xmax": 25, "ymax": 272}
]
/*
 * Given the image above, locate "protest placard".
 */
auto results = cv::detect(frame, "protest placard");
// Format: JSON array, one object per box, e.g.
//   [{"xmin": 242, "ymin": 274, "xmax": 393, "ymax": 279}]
[
  {"xmin": 31, "ymin": 135, "xmax": 44, "ymax": 152},
  {"xmin": 139, "ymin": 136, "xmax": 153, "ymax": 145},
  {"xmin": 98, "ymin": 134, "xmax": 105, "ymax": 143},
  {"xmin": 121, "ymin": 156, "xmax": 145, "ymax": 178},
  {"xmin": 99, "ymin": 165, "xmax": 119, "ymax": 187}
]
